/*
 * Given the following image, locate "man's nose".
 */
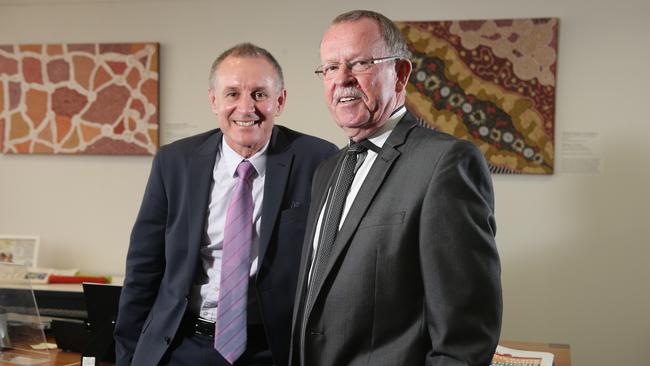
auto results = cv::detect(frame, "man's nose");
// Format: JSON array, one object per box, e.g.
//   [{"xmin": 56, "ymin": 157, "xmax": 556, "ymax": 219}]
[
  {"xmin": 331, "ymin": 66, "xmax": 356, "ymax": 86},
  {"xmin": 237, "ymin": 95, "xmax": 256, "ymax": 113}
]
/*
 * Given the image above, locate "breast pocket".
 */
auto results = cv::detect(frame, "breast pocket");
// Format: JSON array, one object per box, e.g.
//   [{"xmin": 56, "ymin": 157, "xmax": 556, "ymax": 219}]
[{"xmin": 358, "ymin": 210, "xmax": 405, "ymax": 229}]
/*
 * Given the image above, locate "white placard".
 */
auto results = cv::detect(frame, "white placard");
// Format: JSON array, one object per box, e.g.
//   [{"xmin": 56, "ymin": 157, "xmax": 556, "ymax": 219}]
[
  {"xmin": 560, "ymin": 130, "xmax": 603, "ymax": 175},
  {"xmin": 162, "ymin": 121, "xmax": 203, "ymax": 144}
]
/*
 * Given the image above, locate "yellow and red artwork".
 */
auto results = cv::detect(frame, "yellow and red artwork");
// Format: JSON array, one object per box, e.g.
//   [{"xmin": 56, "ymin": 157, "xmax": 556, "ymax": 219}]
[
  {"xmin": 0, "ymin": 42, "xmax": 158, "ymax": 155},
  {"xmin": 396, "ymin": 19, "xmax": 558, "ymax": 174}
]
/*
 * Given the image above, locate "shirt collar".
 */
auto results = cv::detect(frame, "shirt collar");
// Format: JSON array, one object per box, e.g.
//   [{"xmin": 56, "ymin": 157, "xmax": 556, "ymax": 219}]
[
  {"xmin": 220, "ymin": 137, "xmax": 269, "ymax": 178},
  {"xmin": 366, "ymin": 105, "xmax": 406, "ymax": 149}
]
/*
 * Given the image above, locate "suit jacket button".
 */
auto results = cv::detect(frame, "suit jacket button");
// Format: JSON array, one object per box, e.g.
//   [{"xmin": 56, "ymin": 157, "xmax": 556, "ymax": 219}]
[{"xmin": 164, "ymin": 336, "xmax": 171, "ymax": 344}]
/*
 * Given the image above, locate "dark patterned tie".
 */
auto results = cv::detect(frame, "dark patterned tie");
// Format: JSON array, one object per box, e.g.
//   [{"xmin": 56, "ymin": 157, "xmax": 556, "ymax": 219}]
[
  {"xmin": 300, "ymin": 142, "xmax": 368, "ymax": 343},
  {"xmin": 214, "ymin": 160, "xmax": 256, "ymax": 364}
]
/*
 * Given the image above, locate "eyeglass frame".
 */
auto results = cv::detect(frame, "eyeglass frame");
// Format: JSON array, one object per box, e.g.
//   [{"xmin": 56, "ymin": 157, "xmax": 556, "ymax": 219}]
[{"xmin": 314, "ymin": 56, "xmax": 402, "ymax": 79}]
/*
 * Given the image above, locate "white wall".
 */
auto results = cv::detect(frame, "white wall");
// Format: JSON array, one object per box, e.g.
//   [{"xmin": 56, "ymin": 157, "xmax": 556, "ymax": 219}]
[{"xmin": 1, "ymin": 0, "xmax": 649, "ymax": 364}]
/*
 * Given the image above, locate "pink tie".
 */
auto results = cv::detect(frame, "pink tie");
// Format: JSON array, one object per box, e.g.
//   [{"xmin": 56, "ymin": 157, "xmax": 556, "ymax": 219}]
[{"xmin": 214, "ymin": 160, "xmax": 255, "ymax": 364}]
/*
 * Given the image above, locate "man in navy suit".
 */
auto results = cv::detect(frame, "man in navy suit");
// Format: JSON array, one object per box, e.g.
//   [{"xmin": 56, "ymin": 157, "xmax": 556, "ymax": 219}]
[{"xmin": 115, "ymin": 43, "xmax": 337, "ymax": 366}]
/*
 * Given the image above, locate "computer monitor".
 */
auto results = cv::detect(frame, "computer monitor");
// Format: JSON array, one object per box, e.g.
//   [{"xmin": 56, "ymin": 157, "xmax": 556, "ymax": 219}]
[{"xmin": 81, "ymin": 283, "xmax": 122, "ymax": 364}]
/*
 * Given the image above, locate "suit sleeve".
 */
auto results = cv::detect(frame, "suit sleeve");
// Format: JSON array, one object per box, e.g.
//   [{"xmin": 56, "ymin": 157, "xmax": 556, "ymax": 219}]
[
  {"xmin": 420, "ymin": 140, "xmax": 502, "ymax": 366},
  {"xmin": 114, "ymin": 151, "xmax": 168, "ymax": 366}
]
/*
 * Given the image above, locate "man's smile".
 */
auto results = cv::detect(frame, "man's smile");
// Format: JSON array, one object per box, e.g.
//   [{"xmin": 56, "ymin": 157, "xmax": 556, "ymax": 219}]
[
  {"xmin": 338, "ymin": 96, "xmax": 361, "ymax": 104},
  {"xmin": 233, "ymin": 120, "xmax": 258, "ymax": 127}
]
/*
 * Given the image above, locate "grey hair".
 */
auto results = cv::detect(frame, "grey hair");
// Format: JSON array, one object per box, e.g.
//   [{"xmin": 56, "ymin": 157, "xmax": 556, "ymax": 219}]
[
  {"xmin": 208, "ymin": 42, "xmax": 284, "ymax": 91},
  {"xmin": 331, "ymin": 10, "xmax": 411, "ymax": 59}
]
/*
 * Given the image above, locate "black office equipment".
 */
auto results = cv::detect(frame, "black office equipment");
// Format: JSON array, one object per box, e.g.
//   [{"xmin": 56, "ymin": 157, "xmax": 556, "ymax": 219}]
[
  {"xmin": 51, "ymin": 318, "xmax": 89, "ymax": 352},
  {"xmin": 80, "ymin": 283, "xmax": 122, "ymax": 364},
  {"xmin": 33, "ymin": 289, "xmax": 87, "ymax": 320}
]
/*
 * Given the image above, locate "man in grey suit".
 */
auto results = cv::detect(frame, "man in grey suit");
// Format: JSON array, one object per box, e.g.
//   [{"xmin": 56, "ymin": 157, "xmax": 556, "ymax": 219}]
[
  {"xmin": 115, "ymin": 43, "xmax": 337, "ymax": 366},
  {"xmin": 290, "ymin": 10, "xmax": 502, "ymax": 366}
]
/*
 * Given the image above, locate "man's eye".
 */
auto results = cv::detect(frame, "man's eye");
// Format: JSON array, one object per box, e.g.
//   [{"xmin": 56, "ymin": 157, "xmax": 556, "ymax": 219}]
[
  {"xmin": 254, "ymin": 91, "xmax": 267, "ymax": 100},
  {"xmin": 323, "ymin": 64, "xmax": 339, "ymax": 73},
  {"xmin": 351, "ymin": 60, "xmax": 370, "ymax": 70},
  {"xmin": 225, "ymin": 92, "xmax": 237, "ymax": 98}
]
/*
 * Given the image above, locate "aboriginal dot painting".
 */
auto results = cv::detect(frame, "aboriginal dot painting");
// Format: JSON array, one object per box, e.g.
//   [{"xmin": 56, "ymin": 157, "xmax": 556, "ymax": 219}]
[{"xmin": 396, "ymin": 19, "xmax": 558, "ymax": 174}]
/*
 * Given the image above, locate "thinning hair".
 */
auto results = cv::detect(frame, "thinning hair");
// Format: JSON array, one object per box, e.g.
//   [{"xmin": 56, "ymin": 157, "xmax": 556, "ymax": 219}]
[
  {"xmin": 208, "ymin": 42, "xmax": 284, "ymax": 91},
  {"xmin": 331, "ymin": 10, "xmax": 411, "ymax": 59}
]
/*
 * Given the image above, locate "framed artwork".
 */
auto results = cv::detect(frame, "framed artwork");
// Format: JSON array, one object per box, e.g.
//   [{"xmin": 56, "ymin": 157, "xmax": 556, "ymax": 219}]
[
  {"xmin": 0, "ymin": 42, "xmax": 159, "ymax": 155},
  {"xmin": 0, "ymin": 236, "xmax": 39, "ymax": 268},
  {"xmin": 396, "ymin": 19, "xmax": 558, "ymax": 174}
]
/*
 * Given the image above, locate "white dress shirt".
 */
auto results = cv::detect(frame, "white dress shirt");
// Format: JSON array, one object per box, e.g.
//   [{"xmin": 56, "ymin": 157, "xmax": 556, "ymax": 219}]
[
  {"xmin": 309, "ymin": 106, "xmax": 406, "ymax": 282},
  {"xmin": 190, "ymin": 137, "xmax": 268, "ymax": 321}
]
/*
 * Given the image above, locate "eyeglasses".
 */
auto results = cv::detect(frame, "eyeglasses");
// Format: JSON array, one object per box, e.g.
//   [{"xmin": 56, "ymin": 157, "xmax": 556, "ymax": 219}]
[{"xmin": 314, "ymin": 56, "xmax": 401, "ymax": 79}]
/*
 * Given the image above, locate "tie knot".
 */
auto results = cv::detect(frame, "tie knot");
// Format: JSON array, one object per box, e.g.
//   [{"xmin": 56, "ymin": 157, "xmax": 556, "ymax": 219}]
[
  {"xmin": 236, "ymin": 160, "xmax": 256, "ymax": 181},
  {"xmin": 347, "ymin": 141, "xmax": 368, "ymax": 155}
]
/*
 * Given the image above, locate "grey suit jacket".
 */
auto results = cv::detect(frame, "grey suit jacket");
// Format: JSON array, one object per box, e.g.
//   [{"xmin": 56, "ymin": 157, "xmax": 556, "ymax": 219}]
[{"xmin": 290, "ymin": 112, "xmax": 502, "ymax": 366}]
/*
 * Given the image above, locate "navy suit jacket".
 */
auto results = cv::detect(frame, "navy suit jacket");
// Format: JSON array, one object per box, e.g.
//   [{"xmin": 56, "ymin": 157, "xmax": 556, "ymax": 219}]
[{"xmin": 115, "ymin": 125, "xmax": 337, "ymax": 366}]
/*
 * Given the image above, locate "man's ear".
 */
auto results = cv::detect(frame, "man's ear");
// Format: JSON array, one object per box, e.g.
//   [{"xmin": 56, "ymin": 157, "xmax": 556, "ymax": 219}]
[
  {"xmin": 275, "ymin": 89, "xmax": 287, "ymax": 116},
  {"xmin": 208, "ymin": 88, "xmax": 219, "ymax": 114},
  {"xmin": 395, "ymin": 58, "xmax": 413, "ymax": 93}
]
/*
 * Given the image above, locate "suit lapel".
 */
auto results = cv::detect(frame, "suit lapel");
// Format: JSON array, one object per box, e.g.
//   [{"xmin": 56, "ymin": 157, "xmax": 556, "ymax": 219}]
[
  {"xmin": 257, "ymin": 127, "xmax": 293, "ymax": 276},
  {"xmin": 290, "ymin": 151, "xmax": 342, "ymax": 342},
  {"xmin": 306, "ymin": 114, "xmax": 418, "ymax": 315},
  {"xmin": 293, "ymin": 151, "xmax": 342, "ymax": 289},
  {"xmin": 185, "ymin": 131, "xmax": 222, "ymax": 286},
  {"xmin": 300, "ymin": 151, "xmax": 344, "ymax": 267}
]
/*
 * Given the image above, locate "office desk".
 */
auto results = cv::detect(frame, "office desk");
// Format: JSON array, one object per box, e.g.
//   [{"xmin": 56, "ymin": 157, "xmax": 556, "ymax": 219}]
[
  {"xmin": 2, "ymin": 281, "xmax": 123, "ymax": 365},
  {"xmin": 1, "ymin": 341, "xmax": 569, "ymax": 366},
  {"xmin": 35, "ymin": 342, "xmax": 572, "ymax": 366},
  {"xmin": 500, "ymin": 340, "xmax": 571, "ymax": 366},
  {"xmin": 0, "ymin": 344, "xmax": 114, "ymax": 366},
  {"xmin": 41, "ymin": 349, "xmax": 114, "ymax": 366}
]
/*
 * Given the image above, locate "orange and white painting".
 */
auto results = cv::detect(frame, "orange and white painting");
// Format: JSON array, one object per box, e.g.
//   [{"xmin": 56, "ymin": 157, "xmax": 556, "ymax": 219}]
[{"xmin": 0, "ymin": 42, "xmax": 158, "ymax": 155}]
